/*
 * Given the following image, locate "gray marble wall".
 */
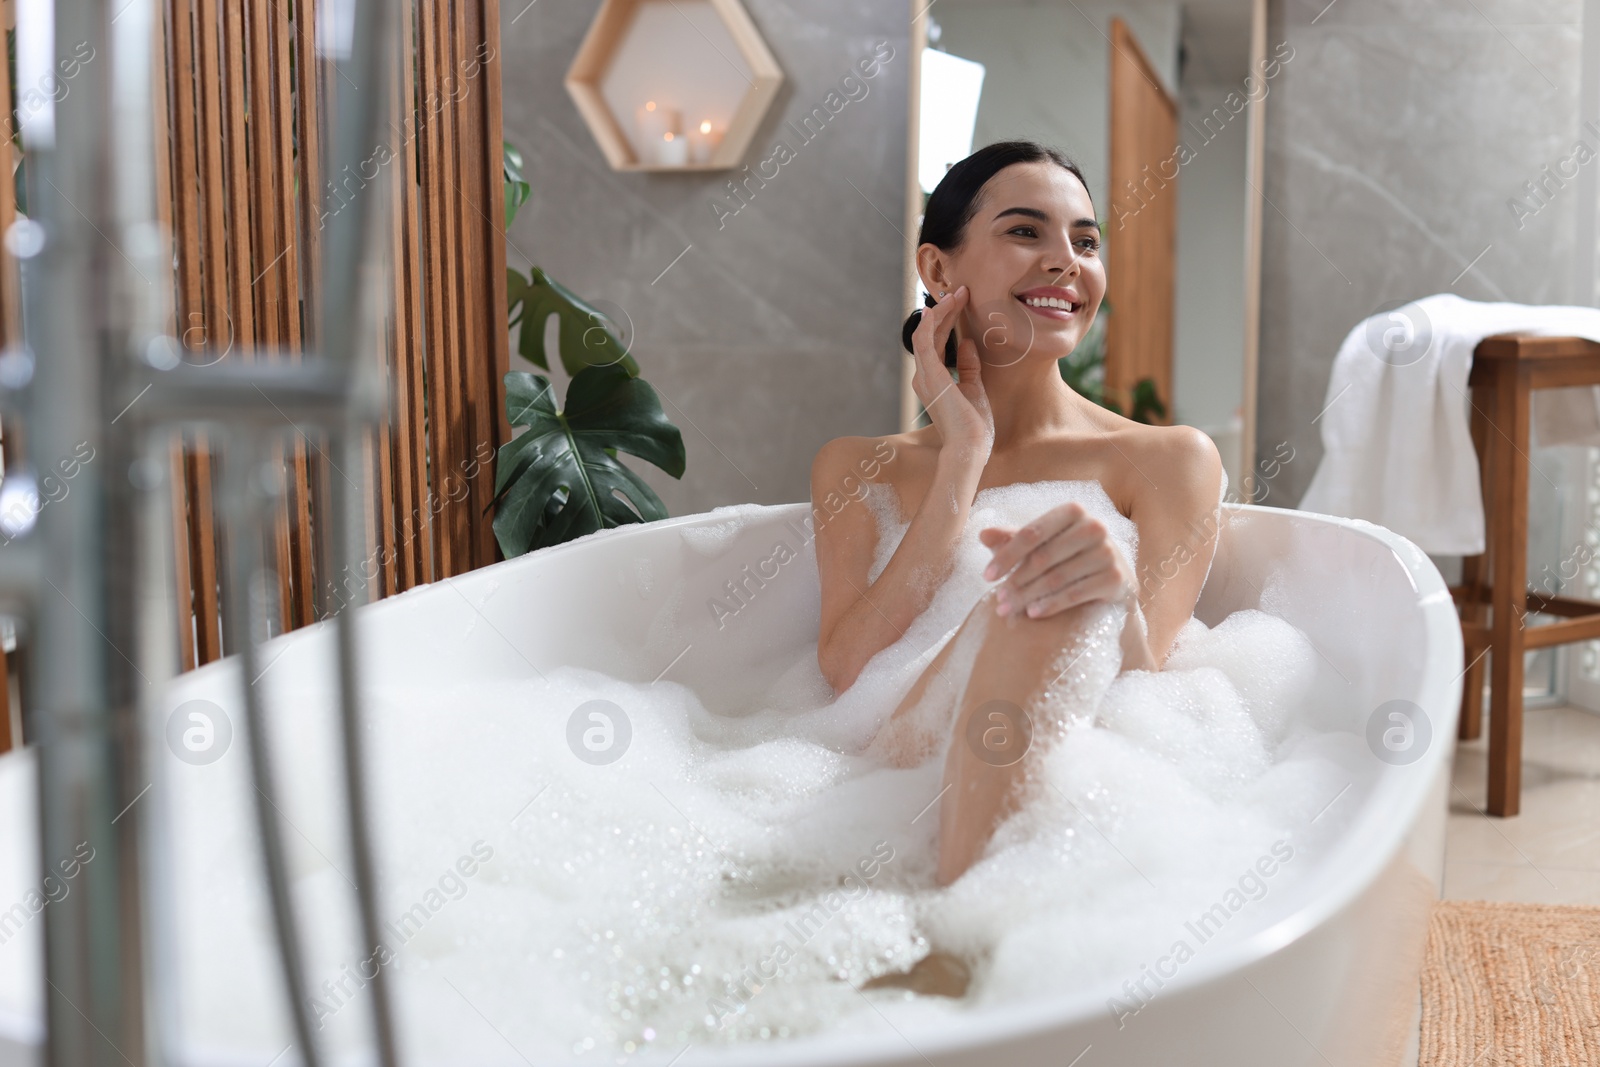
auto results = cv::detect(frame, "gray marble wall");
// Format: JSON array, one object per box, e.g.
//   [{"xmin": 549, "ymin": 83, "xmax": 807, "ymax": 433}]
[
  {"xmin": 501, "ymin": 0, "xmax": 912, "ymax": 516},
  {"xmin": 1257, "ymin": 0, "xmax": 1584, "ymax": 514}
]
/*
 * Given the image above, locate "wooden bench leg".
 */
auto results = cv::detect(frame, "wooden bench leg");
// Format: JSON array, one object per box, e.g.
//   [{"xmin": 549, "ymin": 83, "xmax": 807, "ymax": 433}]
[
  {"xmin": 1486, "ymin": 366, "xmax": 1528, "ymax": 817},
  {"xmin": 1458, "ymin": 640, "xmax": 1487, "ymax": 741},
  {"xmin": 1458, "ymin": 567, "xmax": 1487, "ymax": 743},
  {"xmin": 1459, "ymin": 378, "xmax": 1493, "ymax": 742}
]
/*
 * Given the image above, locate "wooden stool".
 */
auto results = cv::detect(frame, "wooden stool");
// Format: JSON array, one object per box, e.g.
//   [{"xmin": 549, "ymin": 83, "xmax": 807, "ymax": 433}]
[{"xmin": 1451, "ymin": 334, "xmax": 1600, "ymax": 816}]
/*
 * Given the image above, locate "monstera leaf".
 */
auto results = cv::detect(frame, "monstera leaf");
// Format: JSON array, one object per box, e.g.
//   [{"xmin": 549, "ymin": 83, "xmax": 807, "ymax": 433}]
[
  {"xmin": 1127, "ymin": 377, "xmax": 1168, "ymax": 424},
  {"xmin": 503, "ymin": 141, "xmax": 530, "ymax": 230},
  {"xmin": 491, "ymin": 364, "xmax": 685, "ymax": 557},
  {"xmin": 506, "ymin": 266, "xmax": 641, "ymax": 378}
]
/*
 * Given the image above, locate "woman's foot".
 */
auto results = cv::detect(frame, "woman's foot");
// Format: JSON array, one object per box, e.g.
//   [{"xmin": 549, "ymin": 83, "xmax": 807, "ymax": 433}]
[{"xmin": 860, "ymin": 950, "xmax": 972, "ymax": 998}]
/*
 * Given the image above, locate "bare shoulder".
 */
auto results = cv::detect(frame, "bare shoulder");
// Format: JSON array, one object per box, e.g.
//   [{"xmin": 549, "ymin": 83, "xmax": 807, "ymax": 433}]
[
  {"xmin": 1123, "ymin": 421, "xmax": 1222, "ymax": 470},
  {"xmin": 1120, "ymin": 422, "xmax": 1225, "ymax": 511},
  {"xmin": 809, "ymin": 434, "xmax": 892, "ymax": 493},
  {"xmin": 809, "ymin": 429, "xmax": 934, "ymax": 501}
]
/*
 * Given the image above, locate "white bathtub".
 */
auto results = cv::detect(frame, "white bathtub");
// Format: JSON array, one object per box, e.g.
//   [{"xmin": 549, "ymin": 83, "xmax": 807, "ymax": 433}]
[{"xmin": 0, "ymin": 499, "xmax": 1461, "ymax": 1066}]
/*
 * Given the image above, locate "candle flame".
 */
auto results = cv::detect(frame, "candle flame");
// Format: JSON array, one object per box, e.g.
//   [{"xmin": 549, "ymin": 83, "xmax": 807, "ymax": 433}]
[
  {"xmin": 663, "ymin": 131, "xmax": 675, "ymax": 141},
  {"xmin": 700, "ymin": 120, "xmax": 712, "ymax": 133}
]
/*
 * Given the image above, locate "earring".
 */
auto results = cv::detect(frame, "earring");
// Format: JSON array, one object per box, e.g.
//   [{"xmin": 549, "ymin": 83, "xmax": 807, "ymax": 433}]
[{"xmin": 938, "ymin": 290, "xmax": 947, "ymax": 297}]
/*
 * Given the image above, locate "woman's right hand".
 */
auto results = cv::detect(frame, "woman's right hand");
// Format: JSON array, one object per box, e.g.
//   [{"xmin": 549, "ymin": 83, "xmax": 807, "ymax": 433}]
[{"xmin": 910, "ymin": 285, "xmax": 993, "ymax": 467}]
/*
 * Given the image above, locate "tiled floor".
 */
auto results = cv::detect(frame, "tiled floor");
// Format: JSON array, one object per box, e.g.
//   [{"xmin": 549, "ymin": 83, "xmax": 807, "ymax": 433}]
[{"xmin": 1445, "ymin": 702, "xmax": 1600, "ymax": 905}]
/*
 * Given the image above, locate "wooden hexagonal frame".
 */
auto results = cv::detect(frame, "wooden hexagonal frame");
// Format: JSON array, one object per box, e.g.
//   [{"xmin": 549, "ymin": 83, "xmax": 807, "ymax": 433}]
[{"xmin": 564, "ymin": 0, "xmax": 783, "ymax": 172}]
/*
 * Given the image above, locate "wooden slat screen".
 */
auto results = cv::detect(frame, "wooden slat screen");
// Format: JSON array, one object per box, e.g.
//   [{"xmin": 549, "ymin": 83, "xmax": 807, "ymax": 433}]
[
  {"xmin": 155, "ymin": 0, "xmax": 510, "ymax": 668},
  {"xmin": 0, "ymin": 0, "xmax": 18, "ymax": 752}
]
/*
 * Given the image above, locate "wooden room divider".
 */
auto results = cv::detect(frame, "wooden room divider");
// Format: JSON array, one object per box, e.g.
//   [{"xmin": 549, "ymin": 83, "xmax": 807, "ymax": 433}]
[
  {"xmin": 0, "ymin": 0, "xmax": 19, "ymax": 751},
  {"xmin": 0, "ymin": 0, "xmax": 514, "ymax": 748},
  {"xmin": 0, "ymin": 0, "xmax": 510, "ymax": 750},
  {"xmin": 154, "ymin": 0, "xmax": 511, "ymax": 669}
]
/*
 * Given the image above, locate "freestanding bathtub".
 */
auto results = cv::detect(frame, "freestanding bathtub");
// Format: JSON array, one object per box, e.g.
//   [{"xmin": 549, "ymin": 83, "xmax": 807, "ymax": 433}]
[{"xmin": 0, "ymin": 498, "xmax": 1461, "ymax": 1066}]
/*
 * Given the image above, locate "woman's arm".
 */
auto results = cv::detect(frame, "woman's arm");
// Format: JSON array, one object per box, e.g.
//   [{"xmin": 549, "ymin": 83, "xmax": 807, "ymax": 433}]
[
  {"xmin": 817, "ymin": 284, "xmax": 994, "ymax": 692},
  {"xmin": 975, "ymin": 426, "xmax": 1224, "ymax": 671},
  {"xmin": 1127, "ymin": 427, "xmax": 1226, "ymax": 667},
  {"xmin": 813, "ymin": 437, "xmax": 983, "ymax": 693}
]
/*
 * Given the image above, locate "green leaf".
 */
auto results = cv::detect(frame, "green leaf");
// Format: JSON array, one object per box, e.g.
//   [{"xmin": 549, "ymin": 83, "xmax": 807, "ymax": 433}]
[
  {"xmin": 12, "ymin": 147, "xmax": 25, "ymax": 218},
  {"xmin": 491, "ymin": 365, "xmax": 685, "ymax": 557},
  {"xmin": 503, "ymin": 140, "xmax": 530, "ymax": 230},
  {"xmin": 506, "ymin": 267, "xmax": 530, "ymax": 331},
  {"xmin": 505, "ymin": 180, "xmax": 530, "ymax": 231},
  {"xmin": 1130, "ymin": 377, "xmax": 1168, "ymax": 425},
  {"xmin": 515, "ymin": 266, "xmax": 640, "ymax": 377}
]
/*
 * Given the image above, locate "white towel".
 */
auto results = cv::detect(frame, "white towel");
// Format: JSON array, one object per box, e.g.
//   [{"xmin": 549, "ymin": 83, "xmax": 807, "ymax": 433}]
[{"xmin": 1297, "ymin": 293, "xmax": 1600, "ymax": 556}]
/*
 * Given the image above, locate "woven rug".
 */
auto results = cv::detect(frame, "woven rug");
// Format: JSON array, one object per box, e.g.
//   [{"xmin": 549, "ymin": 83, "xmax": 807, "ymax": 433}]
[{"xmin": 1421, "ymin": 899, "xmax": 1600, "ymax": 1066}]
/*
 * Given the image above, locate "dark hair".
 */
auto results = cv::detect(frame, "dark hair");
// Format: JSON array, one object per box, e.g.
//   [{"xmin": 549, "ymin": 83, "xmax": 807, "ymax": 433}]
[{"xmin": 901, "ymin": 140, "xmax": 1092, "ymax": 366}]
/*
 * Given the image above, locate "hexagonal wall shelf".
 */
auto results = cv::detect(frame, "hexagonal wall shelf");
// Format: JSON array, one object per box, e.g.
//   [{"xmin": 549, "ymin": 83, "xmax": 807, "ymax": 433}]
[{"xmin": 565, "ymin": 0, "xmax": 783, "ymax": 172}]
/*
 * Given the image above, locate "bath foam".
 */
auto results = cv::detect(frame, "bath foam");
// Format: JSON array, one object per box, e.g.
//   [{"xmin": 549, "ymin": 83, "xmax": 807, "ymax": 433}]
[
  {"xmin": 678, "ymin": 510, "xmax": 751, "ymax": 558},
  {"xmin": 0, "ymin": 479, "xmax": 1360, "ymax": 1062}
]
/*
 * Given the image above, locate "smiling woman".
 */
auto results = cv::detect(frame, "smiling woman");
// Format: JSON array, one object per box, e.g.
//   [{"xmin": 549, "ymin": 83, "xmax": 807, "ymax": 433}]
[
  {"xmin": 901, "ymin": 143, "xmax": 1102, "ymax": 369},
  {"xmin": 816, "ymin": 140, "xmax": 1229, "ymax": 890}
]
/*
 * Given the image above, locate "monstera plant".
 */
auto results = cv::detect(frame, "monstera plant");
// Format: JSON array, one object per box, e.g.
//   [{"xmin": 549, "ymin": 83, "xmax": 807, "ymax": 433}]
[
  {"xmin": 491, "ymin": 143, "xmax": 686, "ymax": 558},
  {"xmin": 493, "ymin": 267, "xmax": 686, "ymax": 557}
]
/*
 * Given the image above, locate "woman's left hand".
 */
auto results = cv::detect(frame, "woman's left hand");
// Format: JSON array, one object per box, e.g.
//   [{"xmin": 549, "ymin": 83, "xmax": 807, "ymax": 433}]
[{"xmin": 978, "ymin": 502, "xmax": 1137, "ymax": 618}]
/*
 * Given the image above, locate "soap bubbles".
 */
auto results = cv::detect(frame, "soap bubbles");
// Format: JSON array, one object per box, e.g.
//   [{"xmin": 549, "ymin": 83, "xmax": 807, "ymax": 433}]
[
  {"xmin": 1365, "ymin": 698, "xmax": 1430, "ymax": 765},
  {"xmin": 166, "ymin": 699, "xmax": 233, "ymax": 765},
  {"xmin": 1363, "ymin": 299, "xmax": 1434, "ymax": 368},
  {"xmin": 566, "ymin": 698, "xmax": 632, "ymax": 765}
]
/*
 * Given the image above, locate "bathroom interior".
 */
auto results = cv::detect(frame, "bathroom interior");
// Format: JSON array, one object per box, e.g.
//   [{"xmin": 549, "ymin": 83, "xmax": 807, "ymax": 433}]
[{"xmin": 0, "ymin": 0, "xmax": 1597, "ymax": 1063}]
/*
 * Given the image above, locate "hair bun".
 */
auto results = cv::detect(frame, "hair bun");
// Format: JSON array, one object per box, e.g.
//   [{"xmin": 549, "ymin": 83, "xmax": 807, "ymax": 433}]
[
  {"xmin": 900, "ymin": 308, "xmax": 923, "ymax": 355},
  {"xmin": 900, "ymin": 292, "xmax": 958, "ymax": 367}
]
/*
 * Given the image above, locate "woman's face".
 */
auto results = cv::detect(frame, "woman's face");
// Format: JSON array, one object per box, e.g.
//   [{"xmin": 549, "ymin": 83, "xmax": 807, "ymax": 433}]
[{"xmin": 923, "ymin": 160, "xmax": 1105, "ymax": 367}]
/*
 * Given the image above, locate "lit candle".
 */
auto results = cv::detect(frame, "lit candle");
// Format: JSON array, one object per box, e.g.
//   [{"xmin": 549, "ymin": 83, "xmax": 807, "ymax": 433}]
[
  {"xmin": 656, "ymin": 130, "xmax": 689, "ymax": 167},
  {"xmin": 635, "ymin": 100, "xmax": 679, "ymax": 158},
  {"xmin": 688, "ymin": 119, "xmax": 722, "ymax": 164}
]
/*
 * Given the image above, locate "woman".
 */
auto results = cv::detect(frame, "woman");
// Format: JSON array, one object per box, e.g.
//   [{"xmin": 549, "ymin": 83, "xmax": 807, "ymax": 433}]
[{"xmin": 810, "ymin": 141, "xmax": 1225, "ymax": 888}]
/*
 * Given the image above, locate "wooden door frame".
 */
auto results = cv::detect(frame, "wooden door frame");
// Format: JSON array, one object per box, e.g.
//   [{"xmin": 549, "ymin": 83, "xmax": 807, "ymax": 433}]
[
  {"xmin": 900, "ymin": 0, "xmax": 928, "ymax": 433},
  {"xmin": 1241, "ymin": 0, "xmax": 1266, "ymax": 499},
  {"xmin": 1105, "ymin": 16, "xmax": 1177, "ymax": 421}
]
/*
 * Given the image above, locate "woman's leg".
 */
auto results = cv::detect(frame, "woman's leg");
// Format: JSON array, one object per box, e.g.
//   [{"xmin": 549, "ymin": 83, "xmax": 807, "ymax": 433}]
[
  {"xmin": 865, "ymin": 606, "xmax": 988, "ymax": 769},
  {"xmin": 870, "ymin": 586, "xmax": 1153, "ymax": 885}
]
